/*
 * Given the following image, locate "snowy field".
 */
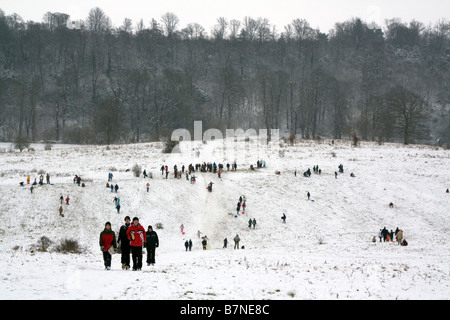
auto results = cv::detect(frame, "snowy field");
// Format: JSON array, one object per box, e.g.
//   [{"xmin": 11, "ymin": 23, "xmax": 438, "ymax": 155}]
[{"xmin": 0, "ymin": 138, "xmax": 449, "ymax": 300}]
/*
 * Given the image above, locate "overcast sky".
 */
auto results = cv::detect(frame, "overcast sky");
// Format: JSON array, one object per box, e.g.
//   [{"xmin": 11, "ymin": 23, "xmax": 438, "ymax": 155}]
[{"xmin": 0, "ymin": 0, "xmax": 448, "ymax": 33}]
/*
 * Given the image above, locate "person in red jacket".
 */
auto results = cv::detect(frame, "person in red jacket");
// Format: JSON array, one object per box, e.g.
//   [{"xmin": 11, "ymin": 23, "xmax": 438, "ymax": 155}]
[
  {"xmin": 126, "ymin": 217, "xmax": 147, "ymax": 271},
  {"xmin": 99, "ymin": 222, "xmax": 117, "ymax": 270}
]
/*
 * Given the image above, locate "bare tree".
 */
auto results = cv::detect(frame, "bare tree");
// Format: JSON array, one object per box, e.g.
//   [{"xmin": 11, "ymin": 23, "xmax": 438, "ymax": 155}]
[
  {"xmin": 161, "ymin": 12, "xmax": 179, "ymax": 36},
  {"xmin": 86, "ymin": 7, "xmax": 111, "ymax": 33},
  {"xmin": 386, "ymin": 85, "xmax": 430, "ymax": 144}
]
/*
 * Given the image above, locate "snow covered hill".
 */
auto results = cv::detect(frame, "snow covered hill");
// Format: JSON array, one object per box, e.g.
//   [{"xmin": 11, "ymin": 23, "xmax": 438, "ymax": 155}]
[{"xmin": 0, "ymin": 139, "xmax": 449, "ymax": 300}]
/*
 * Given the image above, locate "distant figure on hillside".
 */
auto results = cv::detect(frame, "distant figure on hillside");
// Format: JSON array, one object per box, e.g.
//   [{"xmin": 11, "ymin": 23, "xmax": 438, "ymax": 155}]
[
  {"xmin": 202, "ymin": 238, "xmax": 207, "ymax": 250},
  {"xmin": 185, "ymin": 240, "xmax": 189, "ymax": 251},
  {"xmin": 65, "ymin": 196, "xmax": 70, "ymax": 205},
  {"xmin": 248, "ymin": 219, "xmax": 252, "ymax": 228},
  {"xmin": 59, "ymin": 206, "xmax": 63, "ymax": 217},
  {"xmin": 234, "ymin": 234, "xmax": 240, "ymax": 249},
  {"xmin": 237, "ymin": 202, "xmax": 241, "ymax": 215},
  {"xmin": 46, "ymin": 173, "xmax": 50, "ymax": 184},
  {"xmin": 223, "ymin": 238, "xmax": 228, "ymax": 248},
  {"xmin": 396, "ymin": 229, "xmax": 403, "ymax": 245},
  {"xmin": 335, "ymin": 171, "xmax": 338, "ymax": 179},
  {"xmin": 207, "ymin": 182, "xmax": 213, "ymax": 192},
  {"xmin": 378, "ymin": 229, "xmax": 382, "ymax": 242},
  {"xmin": 146, "ymin": 182, "xmax": 150, "ymax": 192},
  {"xmin": 188, "ymin": 239, "xmax": 192, "ymax": 251},
  {"xmin": 389, "ymin": 202, "xmax": 394, "ymax": 208},
  {"xmin": 281, "ymin": 213, "xmax": 286, "ymax": 223},
  {"xmin": 446, "ymin": 188, "xmax": 449, "ymax": 194},
  {"xmin": 381, "ymin": 227, "xmax": 388, "ymax": 242},
  {"xmin": 350, "ymin": 172, "xmax": 355, "ymax": 177},
  {"xmin": 338, "ymin": 164, "xmax": 344, "ymax": 173},
  {"xmin": 252, "ymin": 218, "xmax": 256, "ymax": 229},
  {"xmin": 307, "ymin": 192, "xmax": 310, "ymax": 200}
]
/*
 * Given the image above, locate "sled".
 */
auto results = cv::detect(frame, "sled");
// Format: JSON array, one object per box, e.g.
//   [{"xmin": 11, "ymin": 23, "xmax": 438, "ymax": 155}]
[
  {"xmin": 234, "ymin": 215, "xmax": 238, "ymax": 218},
  {"xmin": 182, "ymin": 232, "xmax": 185, "ymax": 235}
]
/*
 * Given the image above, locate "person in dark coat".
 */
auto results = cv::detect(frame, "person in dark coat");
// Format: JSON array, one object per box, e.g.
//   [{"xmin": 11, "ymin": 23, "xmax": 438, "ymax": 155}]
[
  {"xmin": 146, "ymin": 225, "xmax": 159, "ymax": 265},
  {"xmin": 281, "ymin": 213, "xmax": 286, "ymax": 223},
  {"xmin": 185, "ymin": 240, "xmax": 189, "ymax": 251},
  {"xmin": 118, "ymin": 216, "xmax": 131, "ymax": 270},
  {"xmin": 381, "ymin": 227, "xmax": 389, "ymax": 242}
]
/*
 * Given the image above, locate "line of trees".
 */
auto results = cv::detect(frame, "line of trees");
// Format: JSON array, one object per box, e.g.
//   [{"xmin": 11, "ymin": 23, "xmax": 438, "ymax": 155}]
[{"xmin": 0, "ymin": 7, "xmax": 449, "ymax": 146}]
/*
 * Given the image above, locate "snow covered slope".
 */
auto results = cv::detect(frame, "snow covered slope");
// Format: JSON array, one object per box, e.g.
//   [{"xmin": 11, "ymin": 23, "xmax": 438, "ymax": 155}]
[{"xmin": 0, "ymin": 139, "xmax": 449, "ymax": 300}]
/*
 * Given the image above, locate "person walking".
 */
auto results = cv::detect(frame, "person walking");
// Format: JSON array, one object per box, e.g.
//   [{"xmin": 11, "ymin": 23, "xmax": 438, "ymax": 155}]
[
  {"xmin": 378, "ymin": 229, "xmax": 383, "ymax": 242},
  {"xmin": 145, "ymin": 225, "xmax": 159, "ymax": 266},
  {"xmin": 146, "ymin": 182, "xmax": 150, "ymax": 192},
  {"xmin": 188, "ymin": 239, "xmax": 192, "ymax": 251},
  {"xmin": 202, "ymin": 238, "xmax": 207, "ymax": 250},
  {"xmin": 223, "ymin": 238, "xmax": 228, "ymax": 248},
  {"xmin": 126, "ymin": 217, "xmax": 147, "ymax": 271},
  {"xmin": 307, "ymin": 192, "xmax": 310, "ymax": 200},
  {"xmin": 248, "ymin": 219, "xmax": 252, "ymax": 229},
  {"xmin": 185, "ymin": 240, "xmax": 189, "ymax": 251},
  {"xmin": 59, "ymin": 205, "xmax": 63, "ymax": 217},
  {"xmin": 252, "ymin": 218, "xmax": 257, "ymax": 229},
  {"xmin": 118, "ymin": 216, "xmax": 131, "ymax": 270},
  {"xmin": 99, "ymin": 222, "xmax": 117, "ymax": 270},
  {"xmin": 234, "ymin": 234, "xmax": 240, "ymax": 249},
  {"xmin": 281, "ymin": 213, "xmax": 286, "ymax": 223}
]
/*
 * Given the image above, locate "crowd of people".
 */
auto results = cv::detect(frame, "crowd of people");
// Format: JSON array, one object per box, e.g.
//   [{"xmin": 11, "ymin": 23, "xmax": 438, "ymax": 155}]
[{"xmin": 20, "ymin": 153, "xmax": 428, "ymax": 272}]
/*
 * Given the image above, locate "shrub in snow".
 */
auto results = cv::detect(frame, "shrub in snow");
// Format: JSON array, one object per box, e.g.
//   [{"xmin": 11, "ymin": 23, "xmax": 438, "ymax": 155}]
[
  {"xmin": 132, "ymin": 164, "xmax": 142, "ymax": 177},
  {"xmin": 54, "ymin": 239, "xmax": 84, "ymax": 254},
  {"xmin": 36, "ymin": 236, "xmax": 53, "ymax": 252}
]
